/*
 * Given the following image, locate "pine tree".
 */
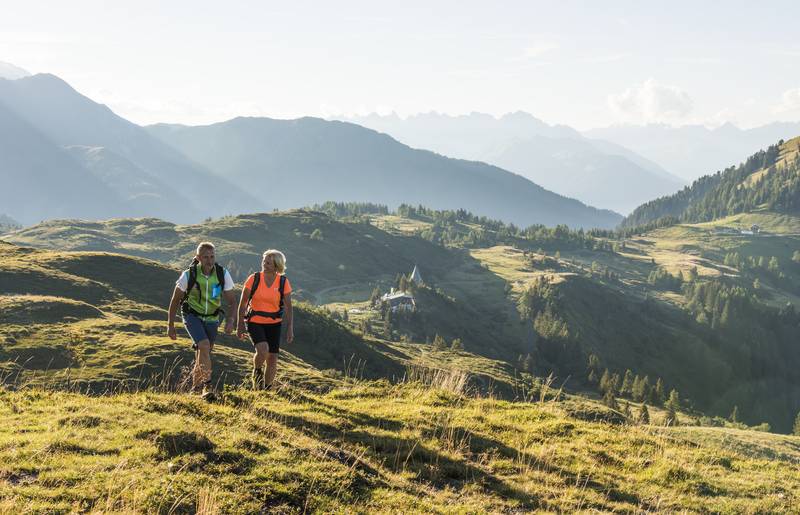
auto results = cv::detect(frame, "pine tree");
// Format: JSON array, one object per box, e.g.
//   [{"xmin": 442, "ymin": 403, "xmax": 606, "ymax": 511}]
[
  {"xmin": 638, "ymin": 404, "xmax": 650, "ymax": 425},
  {"xmin": 729, "ymin": 405, "xmax": 739, "ymax": 424},
  {"xmin": 665, "ymin": 405, "xmax": 678, "ymax": 426},
  {"xmin": 653, "ymin": 378, "xmax": 665, "ymax": 407},
  {"xmin": 588, "ymin": 369, "xmax": 598, "ymax": 385},
  {"xmin": 523, "ymin": 353, "xmax": 533, "ymax": 373},
  {"xmin": 720, "ymin": 299, "xmax": 731, "ymax": 328},
  {"xmin": 369, "ymin": 287, "xmax": 381, "ymax": 307},
  {"xmin": 433, "ymin": 334, "xmax": 447, "ymax": 351},
  {"xmin": 631, "ymin": 375, "xmax": 643, "ymax": 401},
  {"xmin": 768, "ymin": 256, "xmax": 780, "ymax": 274},
  {"xmin": 666, "ymin": 389, "xmax": 681, "ymax": 411},
  {"xmin": 587, "ymin": 354, "xmax": 601, "ymax": 376},
  {"xmin": 450, "ymin": 338, "xmax": 463, "ymax": 351},
  {"xmin": 633, "ymin": 375, "xmax": 650, "ymax": 402},
  {"xmin": 794, "ymin": 411, "xmax": 800, "ymax": 436},
  {"xmin": 599, "ymin": 369, "xmax": 611, "ymax": 393},
  {"xmin": 602, "ymin": 389, "xmax": 618, "ymax": 410},
  {"xmin": 383, "ymin": 309, "xmax": 392, "ymax": 336},
  {"xmin": 342, "ymin": 309, "xmax": 349, "ymax": 322},
  {"xmin": 623, "ymin": 401, "xmax": 633, "ymax": 422},
  {"xmin": 621, "ymin": 370, "xmax": 634, "ymax": 397},
  {"xmin": 610, "ymin": 373, "xmax": 621, "ymax": 395}
]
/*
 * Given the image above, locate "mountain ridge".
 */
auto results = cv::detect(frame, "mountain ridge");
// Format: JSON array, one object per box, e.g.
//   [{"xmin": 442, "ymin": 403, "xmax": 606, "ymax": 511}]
[
  {"xmin": 0, "ymin": 73, "xmax": 264, "ymax": 223},
  {"xmin": 148, "ymin": 116, "xmax": 622, "ymax": 229},
  {"xmin": 341, "ymin": 111, "xmax": 685, "ymax": 213}
]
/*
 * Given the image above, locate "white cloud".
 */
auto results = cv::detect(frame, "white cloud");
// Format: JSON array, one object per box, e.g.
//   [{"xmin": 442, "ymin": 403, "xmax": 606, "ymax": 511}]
[
  {"xmin": 524, "ymin": 43, "xmax": 557, "ymax": 58},
  {"xmin": 773, "ymin": 87, "xmax": 800, "ymax": 113},
  {"xmin": 608, "ymin": 78, "xmax": 694, "ymax": 123},
  {"xmin": 585, "ymin": 53, "xmax": 628, "ymax": 64},
  {"xmin": 506, "ymin": 41, "xmax": 558, "ymax": 63}
]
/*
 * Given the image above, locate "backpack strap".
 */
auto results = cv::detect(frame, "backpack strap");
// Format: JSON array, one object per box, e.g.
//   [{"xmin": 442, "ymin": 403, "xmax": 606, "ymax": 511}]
[
  {"xmin": 248, "ymin": 272, "xmax": 261, "ymax": 303},
  {"xmin": 278, "ymin": 275, "xmax": 287, "ymax": 314},
  {"xmin": 214, "ymin": 263, "xmax": 226, "ymax": 292},
  {"xmin": 185, "ymin": 260, "xmax": 199, "ymax": 298}
]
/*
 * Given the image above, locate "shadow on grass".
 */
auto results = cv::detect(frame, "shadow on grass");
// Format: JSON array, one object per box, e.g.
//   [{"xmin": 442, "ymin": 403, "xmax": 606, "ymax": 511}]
[{"xmin": 258, "ymin": 408, "xmax": 542, "ymax": 510}]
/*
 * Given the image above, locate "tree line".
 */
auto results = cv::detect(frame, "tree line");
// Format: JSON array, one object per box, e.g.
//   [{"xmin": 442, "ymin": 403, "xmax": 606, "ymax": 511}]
[{"xmin": 621, "ymin": 140, "xmax": 798, "ymax": 230}]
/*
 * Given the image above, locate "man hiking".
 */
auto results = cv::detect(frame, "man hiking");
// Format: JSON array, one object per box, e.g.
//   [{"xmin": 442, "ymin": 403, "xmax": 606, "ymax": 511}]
[{"xmin": 167, "ymin": 241, "xmax": 236, "ymax": 400}]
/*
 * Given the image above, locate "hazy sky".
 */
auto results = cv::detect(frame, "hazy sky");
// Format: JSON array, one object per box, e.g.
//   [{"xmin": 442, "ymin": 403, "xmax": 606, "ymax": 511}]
[{"xmin": 2, "ymin": 0, "xmax": 800, "ymax": 129}]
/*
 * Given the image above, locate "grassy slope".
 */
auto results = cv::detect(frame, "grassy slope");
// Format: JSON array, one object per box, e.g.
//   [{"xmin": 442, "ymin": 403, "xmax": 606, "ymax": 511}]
[
  {"xmin": 0, "ymin": 241, "xmax": 416, "ymax": 389},
  {"xmin": 3, "ymin": 209, "xmax": 800, "ymax": 430},
  {"xmin": 3, "ymin": 211, "xmax": 467, "ymax": 297},
  {"xmin": 742, "ymin": 135, "xmax": 800, "ymax": 188},
  {"xmin": 2, "ymin": 213, "xmax": 533, "ymax": 364},
  {"xmin": 462, "ymin": 215, "xmax": 800, "ymax": 431},
  {"xmin": 0, "ymin": 382, "xmax": 798, "ymax": 513}
]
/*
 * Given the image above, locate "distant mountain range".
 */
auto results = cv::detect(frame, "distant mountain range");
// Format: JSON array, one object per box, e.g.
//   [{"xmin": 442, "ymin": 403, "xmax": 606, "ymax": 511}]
[
  {"xmin": 0, "ymin": 74, "xmax": 263, "ymax": 225},
  {"xmin": 0, "ymin": 61, "xmax": 30, "ymax": 80},
  {"xmin": 342, "ymin": 112, "xmax": 685, "ymax": 214},
  {"xmin": 0, "ymin": 213, "xmax": 21, "ymax": 234},
  {"xmin": 0, "ymin": 72, "xmax": 620, "ymax": 229},
  {"xmin": 585, "ymin": 122, "xmax": 800, "ymax": 183},
  {"xmin": 147, "ymin": 117, "xmax": 622, "ymax": 228}
]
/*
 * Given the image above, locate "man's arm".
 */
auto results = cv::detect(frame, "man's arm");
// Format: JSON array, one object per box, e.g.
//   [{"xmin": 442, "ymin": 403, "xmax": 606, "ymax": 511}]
[
  {"xmin": 223, "ymin": 290, "xmax": 237, "ymax": 334},
  {"xmin": 167, "ymin": 285, "xmax": 184, "ymax": 340}
]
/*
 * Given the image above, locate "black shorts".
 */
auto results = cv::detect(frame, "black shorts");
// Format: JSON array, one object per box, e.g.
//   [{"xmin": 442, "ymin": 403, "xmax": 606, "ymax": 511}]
[{"xmin": 247, "ymin": 322, "xmax": 282, "ymax": 353}]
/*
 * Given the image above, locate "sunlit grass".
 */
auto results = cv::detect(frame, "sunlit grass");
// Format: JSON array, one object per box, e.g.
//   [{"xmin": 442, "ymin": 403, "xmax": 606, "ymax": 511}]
[{"xmin": 0, "ymin": 380, "xmax": 797, "ymax": 513}]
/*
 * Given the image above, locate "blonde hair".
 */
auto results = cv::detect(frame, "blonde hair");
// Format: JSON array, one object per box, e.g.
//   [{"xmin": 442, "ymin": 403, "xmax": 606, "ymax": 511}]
[
  {"xmin": 196, "ymin": 241, "xmax": 215, "ymax": 255},
  {"xmin": 263, "ymin": 249, "xmax": 287, "ymax": 274}
]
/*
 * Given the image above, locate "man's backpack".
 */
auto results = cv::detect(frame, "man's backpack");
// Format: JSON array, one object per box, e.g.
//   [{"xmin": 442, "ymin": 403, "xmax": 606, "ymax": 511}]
[
  {"xmin": 181, "ymin": 258, "xmax": 226, "ymax": 317},
  {"xmin": 245, "ymin": 273, "xmax": 287, "ymax": 321}
]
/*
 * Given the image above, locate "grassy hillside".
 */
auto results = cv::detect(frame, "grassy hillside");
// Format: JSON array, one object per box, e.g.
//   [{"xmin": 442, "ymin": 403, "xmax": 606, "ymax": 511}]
[
  {"xmin": 4, "ymin": 205, "xmax": 800, "ymax": 432},
  {"xmin": 621, "ymin": 136, "xmax": 800, "ymax": 230},
  {"xmin": 447, "ymin": 212, "xmax": 800, "ymax": 432},
  {"xmin": 3, "ymin": 211, "xmax": 461, "ymax": 296},
  {"xmin": 2, "ymin": 209, "xmax": 800, "ymax": 511},
  {"xmin": 3, "ymin": 211, "xmax": 535, "ymax": 366},
  {"xmin": 1, "ymin": 382, "xmax": 798, "ymax": 513},
  {"xmin": 0, "ymin": 241, "xmax": 418, "ymax": 390}
]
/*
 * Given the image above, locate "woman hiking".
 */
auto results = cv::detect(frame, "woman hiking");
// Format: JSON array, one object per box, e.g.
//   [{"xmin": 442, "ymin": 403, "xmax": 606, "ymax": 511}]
[
  {"xmin": 167, "ymin": 241, "xmax": 237, "ymax": 400},
  {"xmin": 237, "ymin": 249, "xmax": 294, "ymax": 389}
]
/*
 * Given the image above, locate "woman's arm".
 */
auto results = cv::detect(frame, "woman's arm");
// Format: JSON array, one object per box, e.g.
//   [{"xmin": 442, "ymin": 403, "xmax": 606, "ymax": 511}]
[
  {"xmin": 284, "ymin": 293, "xmax": 293, "ymax": 343},
  {"xmin": 236, "ymin": 286, "xmax": 251, "ymax": 339}
]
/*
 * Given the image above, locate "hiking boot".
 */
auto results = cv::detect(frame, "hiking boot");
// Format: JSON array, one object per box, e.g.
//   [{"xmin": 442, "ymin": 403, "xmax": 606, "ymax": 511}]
[
  {"xmin": 201, "ymin": 387, "xmax": 217, "ymax": 402},
  {"xmin": 189, "ymin": 384, "xmax": 204, "ymax": 395}
]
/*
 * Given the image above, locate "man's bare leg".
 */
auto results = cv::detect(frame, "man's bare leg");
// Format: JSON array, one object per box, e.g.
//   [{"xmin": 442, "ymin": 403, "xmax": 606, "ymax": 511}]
[{"xmin": 193, "ymin": 339, "xmax": 212, "ymax": 391}]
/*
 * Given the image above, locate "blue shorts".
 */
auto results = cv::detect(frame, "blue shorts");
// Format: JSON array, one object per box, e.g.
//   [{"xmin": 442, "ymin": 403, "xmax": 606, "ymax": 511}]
[{"xmin": 183, "ymin": 313, "xmax": 219, "ymax": 349}]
